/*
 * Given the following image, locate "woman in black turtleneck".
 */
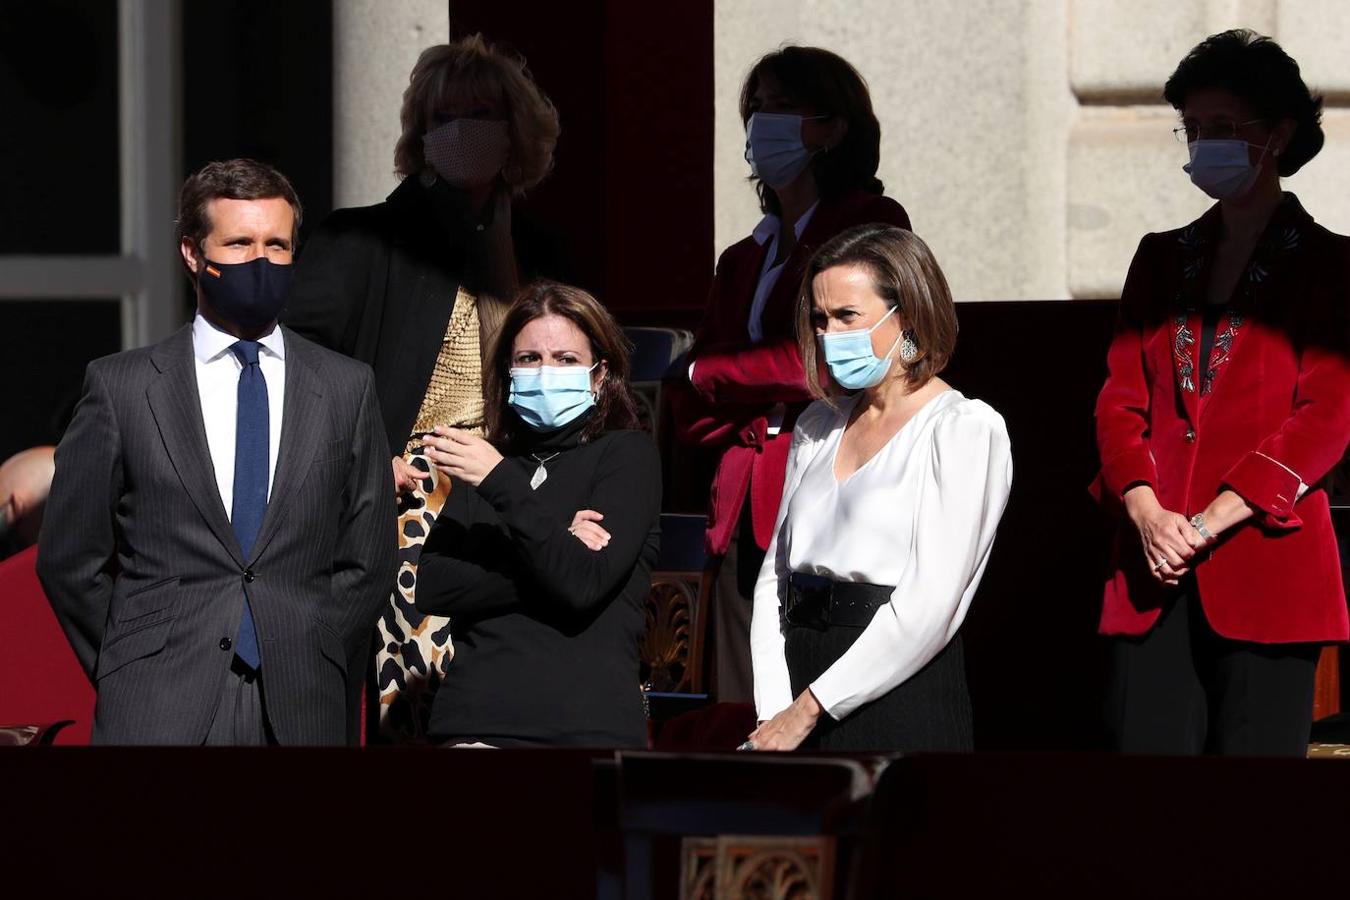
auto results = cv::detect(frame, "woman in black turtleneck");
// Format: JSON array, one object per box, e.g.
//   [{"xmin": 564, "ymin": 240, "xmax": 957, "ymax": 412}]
[{"xmin": 415, "ymin": 281, "xmax": 661, "ymax": 747}]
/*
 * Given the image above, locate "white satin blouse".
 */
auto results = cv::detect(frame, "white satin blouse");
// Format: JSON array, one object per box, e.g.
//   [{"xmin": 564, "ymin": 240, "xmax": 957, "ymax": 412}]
[{"xmin": 750, "ymin": 389, "xmax": 1013, "ymax": 721}]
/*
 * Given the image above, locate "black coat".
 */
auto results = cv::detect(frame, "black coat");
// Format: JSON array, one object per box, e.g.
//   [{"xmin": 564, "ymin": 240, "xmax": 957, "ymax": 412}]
[{"xmin": 283, "ymin": 177, "xmax": 563, "ymax": 456}]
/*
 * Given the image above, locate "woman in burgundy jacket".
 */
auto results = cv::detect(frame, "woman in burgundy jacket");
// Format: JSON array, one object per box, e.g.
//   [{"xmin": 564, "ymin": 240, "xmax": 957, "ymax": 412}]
[
  {"xmin": 1095, "ymin": 30, "xmax": 1350, "ymax": 756},
  {"xmin": 671, "ymin": 46, "xmax": 911, "ymax": 702}
]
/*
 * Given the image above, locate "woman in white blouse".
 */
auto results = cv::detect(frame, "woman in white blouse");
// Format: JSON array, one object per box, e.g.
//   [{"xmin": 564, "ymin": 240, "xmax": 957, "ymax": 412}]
[{"xmin": 745, "ymin": 224, "xmax": 1013, "ymax": 752}]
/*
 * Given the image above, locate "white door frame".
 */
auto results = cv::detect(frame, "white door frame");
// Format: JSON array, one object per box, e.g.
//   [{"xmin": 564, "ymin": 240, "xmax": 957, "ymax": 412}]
[{"xmin": 0, "ymin": 0, "xmax": 182, "ymax": 351}]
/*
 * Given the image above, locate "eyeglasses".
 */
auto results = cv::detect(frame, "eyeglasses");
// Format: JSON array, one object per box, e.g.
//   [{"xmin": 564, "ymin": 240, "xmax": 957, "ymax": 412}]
[{"xmin": 1172, "ymin": 119, "xmax": 1265, "ymax": 143}]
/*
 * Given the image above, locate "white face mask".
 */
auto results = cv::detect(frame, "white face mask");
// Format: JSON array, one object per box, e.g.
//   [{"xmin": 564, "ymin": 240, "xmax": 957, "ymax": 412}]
[
  {"xmin": 1183, "ymin": 137, "xmax": 1271, "ymax": 201},
  {"xmin": 423, "ymin": 118, "xmax": 510, "ymax": 187},
  {"xmin": 744, "ymin": 112, "xmax": 826, "ymax": 190}
]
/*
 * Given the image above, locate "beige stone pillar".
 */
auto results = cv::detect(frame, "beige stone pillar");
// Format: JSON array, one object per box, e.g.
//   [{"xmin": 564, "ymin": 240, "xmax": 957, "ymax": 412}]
[{"xmin": 333, "ymin": 0, "xmax": 449, "ymax": 210}]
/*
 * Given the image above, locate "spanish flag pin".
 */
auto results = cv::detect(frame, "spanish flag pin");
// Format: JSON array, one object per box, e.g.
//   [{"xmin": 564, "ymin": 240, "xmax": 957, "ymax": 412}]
[{"xmin": 205, "ymin": 264, "xmax": 221, "ymax": 278}]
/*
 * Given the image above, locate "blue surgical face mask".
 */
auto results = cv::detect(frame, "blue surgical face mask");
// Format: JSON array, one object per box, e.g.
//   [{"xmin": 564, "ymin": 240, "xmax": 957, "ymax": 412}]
[
  {"xmin": 744, "ymin": 112, "xmax": 826, "ymax": 190},
  {"xmin": 818, "ymin": 305, "xmax": 901, "ymax": 391},
  {"xmin": 508, "ymin": 363, "xmax": 598, "ymax": 431},
  {"xmin": 1184, "ymin": 138, "xmax": 1271, "ymax": 201}
]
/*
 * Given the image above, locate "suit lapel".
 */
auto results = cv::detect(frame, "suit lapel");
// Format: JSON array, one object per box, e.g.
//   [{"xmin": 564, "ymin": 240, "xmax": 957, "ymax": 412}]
[
  {"xmin": 146, "ymin": 326, "xmax": 245, "ymax": 568},
  {"xmin": 249, "ymin": 328, "xmax": 324, "ymax": 562}
]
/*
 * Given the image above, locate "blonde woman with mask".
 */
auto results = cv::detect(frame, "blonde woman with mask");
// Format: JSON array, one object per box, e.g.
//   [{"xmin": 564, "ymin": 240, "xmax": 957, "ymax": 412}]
[{"xmin": 285, "ymin": 34, "xmax": 561, "ymax": 742}]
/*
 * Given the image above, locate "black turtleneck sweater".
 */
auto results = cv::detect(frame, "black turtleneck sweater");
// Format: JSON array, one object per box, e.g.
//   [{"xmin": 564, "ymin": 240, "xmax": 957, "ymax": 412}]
[{"xmin": 416, "ymin": 413, "xmax": 661, "ymax": 747}]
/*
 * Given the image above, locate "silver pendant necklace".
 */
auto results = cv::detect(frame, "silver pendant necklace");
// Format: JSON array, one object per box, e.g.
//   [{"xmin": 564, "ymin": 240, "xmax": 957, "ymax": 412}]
[{"xmin": 529, "ymin": 451, "xmax": 561, "ymax": 490}]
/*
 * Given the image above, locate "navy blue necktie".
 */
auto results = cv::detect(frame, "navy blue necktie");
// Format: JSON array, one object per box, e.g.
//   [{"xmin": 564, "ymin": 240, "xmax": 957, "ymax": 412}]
[{"xmin": 230, "ymin": 340, "xmax": 267, "ymax": 670}]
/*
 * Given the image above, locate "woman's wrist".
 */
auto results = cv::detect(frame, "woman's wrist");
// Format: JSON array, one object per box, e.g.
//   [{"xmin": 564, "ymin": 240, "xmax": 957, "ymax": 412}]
[
  {"xmin": 1122, "ymin": 484, "xmax": 1159, "ymax": 522},
  {"xmin": 1201, "ymin": 490, "xmax": 1253, "ymax": 537}
]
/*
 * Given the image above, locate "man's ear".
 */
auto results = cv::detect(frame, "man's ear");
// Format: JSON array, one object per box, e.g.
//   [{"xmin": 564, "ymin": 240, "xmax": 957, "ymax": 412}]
[{"xmin": 179, "ymin": 238, "xmax": 202, "ymax": 275}]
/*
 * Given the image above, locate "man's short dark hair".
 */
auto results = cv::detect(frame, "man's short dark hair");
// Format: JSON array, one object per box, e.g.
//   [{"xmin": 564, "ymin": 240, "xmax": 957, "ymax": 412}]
[
  {"xmin": 1163, "ymin": 29, "xmax": 1324, "ymax": 177},
  {"xmin": 176, "ymin": 159, "xmax": 303, "ymax": 276}
]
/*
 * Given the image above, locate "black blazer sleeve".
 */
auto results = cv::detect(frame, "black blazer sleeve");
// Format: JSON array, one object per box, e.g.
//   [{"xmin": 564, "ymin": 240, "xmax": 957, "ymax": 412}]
[
  {"xmin": 284, "ymin": 209, "xmax": 376, "ymax": 356},
  {"xmin": 35, "ymin": 363, "xmax": 123, "ymax": 679}
]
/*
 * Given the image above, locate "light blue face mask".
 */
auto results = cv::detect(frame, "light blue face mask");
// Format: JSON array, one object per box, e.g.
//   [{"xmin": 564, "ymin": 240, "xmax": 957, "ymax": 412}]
[
  {"xmin": 508, "ymin": 363, "xmax": 598, "ymax": 431},
  {"xmin": 744, "ymin": 112, "xmax": 827, "ymax": 190},
  {"xmin": 818, "ymin": 305, "xmax": 901, "ymax": 390}
]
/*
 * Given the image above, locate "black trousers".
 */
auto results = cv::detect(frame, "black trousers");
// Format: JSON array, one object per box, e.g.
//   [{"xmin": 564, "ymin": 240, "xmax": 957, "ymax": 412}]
[
  {"xmin": 1107, "ymin": 588, "xmax": 1320, "ymax": 757},
  {"xmin": 786, "ymin": 623, "xmax": 973, "ymax": 753}
]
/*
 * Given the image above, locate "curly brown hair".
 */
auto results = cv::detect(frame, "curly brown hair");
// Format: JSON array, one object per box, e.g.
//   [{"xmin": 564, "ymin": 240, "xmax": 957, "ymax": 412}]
[{"xmin": 394, "ymin": 34, "xmax": 560, "ymax": 193}]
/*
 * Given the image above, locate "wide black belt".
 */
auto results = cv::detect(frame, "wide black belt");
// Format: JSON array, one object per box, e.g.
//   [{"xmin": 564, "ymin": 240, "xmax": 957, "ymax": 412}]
[{"xmin": 783, "ymin": 572, "xmax": 892, "ymax": 628}]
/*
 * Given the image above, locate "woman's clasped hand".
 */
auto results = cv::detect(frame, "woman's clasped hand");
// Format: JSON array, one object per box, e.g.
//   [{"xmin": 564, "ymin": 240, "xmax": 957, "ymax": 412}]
[
  {"xmin": 422, "ymin": 426, "xmax": 504, "ymax": 487},
  {"xmin": 1123, "ymin": 486, "xmax": 1211, "ymax": 585}
]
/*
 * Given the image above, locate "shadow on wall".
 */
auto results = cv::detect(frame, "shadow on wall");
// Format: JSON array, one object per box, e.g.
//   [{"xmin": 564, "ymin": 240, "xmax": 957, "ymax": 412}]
[{"xmin": 945, "ymin": 299, "xmax": 1117, "ymax": 751}]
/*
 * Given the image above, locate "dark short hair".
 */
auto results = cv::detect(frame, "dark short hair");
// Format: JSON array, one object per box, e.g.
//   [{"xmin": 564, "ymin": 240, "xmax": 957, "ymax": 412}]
[
  {"xmin": 797, "ymin": 224, "xmax": 958, "ymax": 398},
  {"xmin": 483, "ymin": 280, "xmax": 641, "ymax": 452},
  {"xmin": 176, "ymin": 158, "xmax": 303, "ymax": 277},
  {"xmin": 1163, "ymin": 29, "xmax": 1323, "ymax": 176},
  {"xmin": 739, "ymin": 46, "xmax": 884, "ymax": 215}
]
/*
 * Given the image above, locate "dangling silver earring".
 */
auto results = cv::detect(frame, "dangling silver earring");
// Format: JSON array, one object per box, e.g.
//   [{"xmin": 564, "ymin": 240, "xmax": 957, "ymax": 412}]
[{"xmin": 899, "ymin": 330, "xmax": 919, "ymax": 364}]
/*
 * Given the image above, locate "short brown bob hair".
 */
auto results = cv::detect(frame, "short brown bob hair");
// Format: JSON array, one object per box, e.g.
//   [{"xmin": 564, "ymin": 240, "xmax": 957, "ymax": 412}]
[
  {"xmin": 797, "ymin": 224, "xmax": 958, "ymax": 399},
  {"xmin": 394, "ymin": 34, "xmax": 560, "ymax": 192},
  {"xmin": 740, "ymin": 46, "xmax": 885, "ymax": 216},
  {"xmin": 176, "ymin": 158, "xmax": 302, "ymax": 279},
  {"xmin": 484, "ymin": 281, "xmax": 641, "ymax": 452}
]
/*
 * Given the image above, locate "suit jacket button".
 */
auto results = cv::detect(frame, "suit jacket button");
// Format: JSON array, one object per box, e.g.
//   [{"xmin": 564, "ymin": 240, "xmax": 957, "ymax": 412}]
[
  {"xmin": 219, "ymin": 637, "xmax": 233, "ymax": 651},
  {"xmin": 1184, "ymin": 429, "xmax": 1196, "ymax": 442},
  {"xmin": 244, "ymin": 570, "xmax": 255, "ymax": 583}
]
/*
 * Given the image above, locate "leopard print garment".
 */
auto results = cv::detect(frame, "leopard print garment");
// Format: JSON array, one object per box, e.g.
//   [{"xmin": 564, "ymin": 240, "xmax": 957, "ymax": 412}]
[
  {"xmin": 374, "ymin": 451, "xmax": 454, "ymax": 742},
  {"xmin": 374, "ymin": 288, "xmax": 481, "ymax": 742}
]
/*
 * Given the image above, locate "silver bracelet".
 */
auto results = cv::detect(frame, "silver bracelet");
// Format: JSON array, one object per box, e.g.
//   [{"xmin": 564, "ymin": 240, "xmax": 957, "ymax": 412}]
[{"xmin": 1189, "ymin": 513, "xmax": 1214, "ymax": 542}]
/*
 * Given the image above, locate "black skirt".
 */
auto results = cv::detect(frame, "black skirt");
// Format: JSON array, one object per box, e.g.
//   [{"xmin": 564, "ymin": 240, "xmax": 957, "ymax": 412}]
[{"xmin": 786, "ymin": 623, "xmax": 973, "ymax": 752}]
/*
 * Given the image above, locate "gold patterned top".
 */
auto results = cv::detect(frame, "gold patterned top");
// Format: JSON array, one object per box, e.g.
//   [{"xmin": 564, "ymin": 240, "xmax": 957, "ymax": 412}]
[{"xmin": 407, "ymin": 286, "xmax": 484, "ymax": 451}]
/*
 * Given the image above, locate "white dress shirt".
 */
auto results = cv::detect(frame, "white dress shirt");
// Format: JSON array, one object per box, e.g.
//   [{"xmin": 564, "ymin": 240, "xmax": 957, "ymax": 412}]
[
  {"xmin": 750, "ymin": 389, "xmax": 1013, "ymax": 721},
  {"xmin": 192, "ymin": 313, "xmax": 286, "ymax": 516},
  {"xmin": 746, "ymin": 201, "xmax": 818, "ymax": 343}
]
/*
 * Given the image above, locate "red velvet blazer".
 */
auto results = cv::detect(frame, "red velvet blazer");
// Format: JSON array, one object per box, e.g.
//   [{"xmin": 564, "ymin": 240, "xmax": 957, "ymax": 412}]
[
  {"xmin": 671, "ymin": 190, "xmax": 911, "ymax": 556},
  {"xmin": 1094, "ymin": 195, "xmax": 1350, "ymax": 643}
]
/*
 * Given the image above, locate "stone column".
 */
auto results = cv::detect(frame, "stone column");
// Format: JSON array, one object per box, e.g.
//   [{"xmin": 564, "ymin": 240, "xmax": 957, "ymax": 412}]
[{"xmin": 332, "ymin": 0, "xmax": 449, "ymax": 210}]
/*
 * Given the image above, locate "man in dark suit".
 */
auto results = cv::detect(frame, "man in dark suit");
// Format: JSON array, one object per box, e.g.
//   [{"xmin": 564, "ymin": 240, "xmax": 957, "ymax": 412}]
[{"xmin": 37, "ymin": 159, "xmax": 396, "ymax": 745}]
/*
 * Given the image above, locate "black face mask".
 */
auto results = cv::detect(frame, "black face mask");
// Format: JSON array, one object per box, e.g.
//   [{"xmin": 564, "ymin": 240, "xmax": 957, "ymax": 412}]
[{"xmin": 196, "ymin": 254, "xmax": 293, "ymax": 332}]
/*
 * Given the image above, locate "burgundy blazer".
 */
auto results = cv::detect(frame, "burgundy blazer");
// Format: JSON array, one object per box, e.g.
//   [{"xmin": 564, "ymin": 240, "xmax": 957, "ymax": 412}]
[
  {"xmin": 671, "ymin": 190, "xmax": 912, "ymax": 556},
  {"xmin": 1094, "ymin": 195, "xmax": 1350, "ymax": 643}
]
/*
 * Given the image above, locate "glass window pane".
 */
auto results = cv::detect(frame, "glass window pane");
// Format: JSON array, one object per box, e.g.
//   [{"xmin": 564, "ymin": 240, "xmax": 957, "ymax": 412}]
[
  {"xmin": 0, "ymin": 1, "xmax": 120, "ymax": 254},
  {"xmin": 0, "ymin": 300, "xmax": 121, "ymax": 460}
]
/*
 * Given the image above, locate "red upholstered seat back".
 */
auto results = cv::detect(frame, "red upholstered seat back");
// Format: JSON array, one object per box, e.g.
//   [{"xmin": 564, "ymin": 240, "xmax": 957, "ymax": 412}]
[{"xmin": 0, "ymin": 546, "xmax": 94, "ymax": 744}]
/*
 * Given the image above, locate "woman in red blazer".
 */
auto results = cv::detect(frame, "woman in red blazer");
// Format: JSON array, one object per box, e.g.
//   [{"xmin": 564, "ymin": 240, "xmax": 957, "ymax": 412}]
[
  {"xmin": 671, "ymin": 46, "xmax": 911, "ymax": 702},
  {"xmin": 1095, "ymin": 29, "xmax": 1350, "ymax": 756}
]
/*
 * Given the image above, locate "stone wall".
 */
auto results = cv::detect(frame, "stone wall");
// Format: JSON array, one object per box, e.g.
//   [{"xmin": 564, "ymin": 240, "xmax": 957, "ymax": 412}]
[
  {"xmin": 715, "ymin": 0, "xmax": 1350, "ymax": 301},
  {"xmin": 333, "ymin": 0, "xmax": 449, "ymax": 210}
]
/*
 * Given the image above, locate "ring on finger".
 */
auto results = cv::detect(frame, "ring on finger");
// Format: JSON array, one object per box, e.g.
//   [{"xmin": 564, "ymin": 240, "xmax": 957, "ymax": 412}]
[{"xmin": 1153, "ymin": 558, "xmax": 1169, "ymax": 572}]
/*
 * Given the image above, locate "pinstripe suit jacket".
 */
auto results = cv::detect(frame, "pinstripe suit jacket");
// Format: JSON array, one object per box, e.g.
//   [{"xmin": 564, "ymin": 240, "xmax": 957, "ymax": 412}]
[{"xmin": 37, "ymin": 324, "xmax": 397, "ymax": 745}]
